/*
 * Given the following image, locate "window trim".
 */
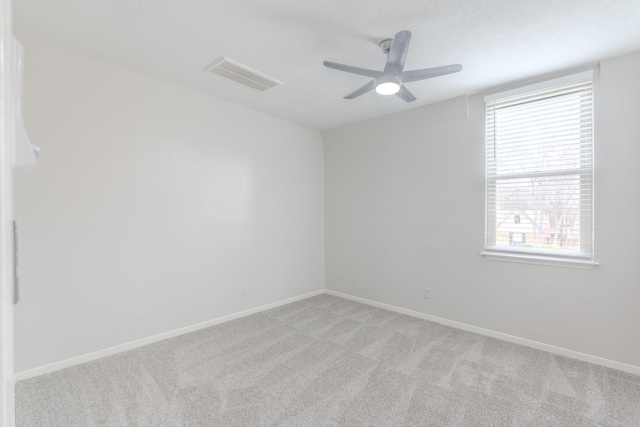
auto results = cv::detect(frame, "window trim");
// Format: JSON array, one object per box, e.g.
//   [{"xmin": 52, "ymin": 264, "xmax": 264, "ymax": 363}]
[
  {"xmin": 481, "ymin": 251, "xmax": 599, "ymax": 270},
  {"xmin": 482, "ymin": 70, "xmax": 598, "ymax": 269}
]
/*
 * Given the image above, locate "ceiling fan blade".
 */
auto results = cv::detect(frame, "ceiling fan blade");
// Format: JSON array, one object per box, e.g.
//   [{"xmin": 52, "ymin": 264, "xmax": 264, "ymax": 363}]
[
  {"xmin": 384, "ymin": 30, "xmax": 412, "ymax": 74},
  {"xmin": 395, "ymin": 85, "xmax": 417, "ymax": 103},
  {"xmin": 402, "ymin": 64, "xmax": 463, "ymax": 83},
  {"xmin": 323, "ymin": 61, "xmax": 381, "ymax": 78},
  {"xmin": 344, "ymin": 80, "xmax": 376, "ymax": 99}
]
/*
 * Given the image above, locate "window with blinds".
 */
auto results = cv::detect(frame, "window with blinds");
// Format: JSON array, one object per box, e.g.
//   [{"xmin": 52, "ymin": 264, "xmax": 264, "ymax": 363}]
[{"xmin": 484, "ymin": 71, "xmax": 594, "ymax": 261}]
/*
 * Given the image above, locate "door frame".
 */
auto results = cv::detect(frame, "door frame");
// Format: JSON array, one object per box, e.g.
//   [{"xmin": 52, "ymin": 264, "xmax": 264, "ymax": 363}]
[{"xmin": 0, "ymin": 0, "xmax": 16, "ymax": 424}]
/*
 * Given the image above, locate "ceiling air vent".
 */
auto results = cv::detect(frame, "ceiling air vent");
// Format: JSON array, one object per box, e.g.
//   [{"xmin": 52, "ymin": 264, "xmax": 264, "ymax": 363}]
[{"xmin": 205, "ymin": 57, "xmax": 282, "ymax": 91}]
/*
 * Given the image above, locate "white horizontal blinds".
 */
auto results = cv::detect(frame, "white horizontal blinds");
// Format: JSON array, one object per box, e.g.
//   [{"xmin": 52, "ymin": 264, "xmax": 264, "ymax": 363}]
[{"xmin": 486, "ymin": 76, "xmax": 593, "ymax": 258}]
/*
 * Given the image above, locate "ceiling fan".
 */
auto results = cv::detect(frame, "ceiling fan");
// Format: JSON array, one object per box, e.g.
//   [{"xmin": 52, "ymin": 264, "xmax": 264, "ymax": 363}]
[{"xmin": 323, "ymin": 30, "xmax": 462, "ymax": 103}]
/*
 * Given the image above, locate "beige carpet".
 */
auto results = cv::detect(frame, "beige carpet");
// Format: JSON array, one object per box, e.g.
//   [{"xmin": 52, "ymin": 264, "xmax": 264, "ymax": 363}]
[{"xmin": 16, "ymin": 294, "xmax": 640, "ymax": 426}]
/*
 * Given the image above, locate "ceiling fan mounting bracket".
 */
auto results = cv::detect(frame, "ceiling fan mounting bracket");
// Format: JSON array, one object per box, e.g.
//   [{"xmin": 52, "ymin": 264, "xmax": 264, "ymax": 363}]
[{"xmin": 378, "ymin": 38, "xmax": 392, "ymax": 55}]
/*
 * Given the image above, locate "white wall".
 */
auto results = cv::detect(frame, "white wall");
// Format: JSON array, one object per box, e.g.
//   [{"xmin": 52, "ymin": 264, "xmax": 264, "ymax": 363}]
[
  {"xmin": 323, "ymin": 50, "xmax": 640, "ymax": 368},
  {"xmin": 14, "ymin": 40, "xmax": 640, "ymax": 375},
  {"xmin": 14, "ymin": 42, "xmax": 324, "ymax": 373}
]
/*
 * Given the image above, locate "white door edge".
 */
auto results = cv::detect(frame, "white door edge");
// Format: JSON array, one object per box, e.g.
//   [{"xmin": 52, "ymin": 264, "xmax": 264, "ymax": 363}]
[{"xmin": 0, "ymin": 0, "xmax": 16, "ymax": 424}]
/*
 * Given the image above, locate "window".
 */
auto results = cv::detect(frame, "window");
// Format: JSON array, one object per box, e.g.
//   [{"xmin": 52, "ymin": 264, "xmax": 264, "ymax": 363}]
[{"xmin": 482, "ymin": 71, "xmax": 597, "ymax": 268}]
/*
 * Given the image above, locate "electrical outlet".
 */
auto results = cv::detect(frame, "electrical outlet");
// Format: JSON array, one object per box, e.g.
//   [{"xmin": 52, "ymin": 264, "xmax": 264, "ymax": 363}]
[
  {"xmin": 423, "ymin": 287, "xmax": 431, "ymax": 299},
  {"xmin": 241, "ymin": 286, "xmax": 248, "ymax": 296}
]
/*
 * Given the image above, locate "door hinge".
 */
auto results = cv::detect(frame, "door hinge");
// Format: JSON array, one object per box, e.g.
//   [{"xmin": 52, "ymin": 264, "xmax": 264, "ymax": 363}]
[{"xmin": 13, "ymin": 220, "xmax": 19, "ymax": 304}]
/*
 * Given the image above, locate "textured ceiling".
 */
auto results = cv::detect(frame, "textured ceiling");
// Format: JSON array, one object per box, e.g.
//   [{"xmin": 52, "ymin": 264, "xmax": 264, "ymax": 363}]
[{"xmin": 14, "ymin": 0, "xmax": 640, "ymax": 130}]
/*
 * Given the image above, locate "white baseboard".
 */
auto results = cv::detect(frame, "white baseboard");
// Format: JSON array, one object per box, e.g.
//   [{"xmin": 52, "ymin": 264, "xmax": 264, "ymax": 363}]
[
  {"xmin": 14, "ymin": 289, "xmax": 325, "ymax": 381},
  {"xmin": 325, "ymin": 290, "xmax": 640, "ymax": 377},
  {"xmin": 16, "ymin": 288, "xmax": 640, "ymax": 381}
]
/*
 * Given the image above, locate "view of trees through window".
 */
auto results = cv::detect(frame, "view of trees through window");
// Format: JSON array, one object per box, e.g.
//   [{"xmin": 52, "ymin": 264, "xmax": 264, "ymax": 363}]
[{"xmin": 495, "ymin": 175, "xmax": 582, "ymax": 252}]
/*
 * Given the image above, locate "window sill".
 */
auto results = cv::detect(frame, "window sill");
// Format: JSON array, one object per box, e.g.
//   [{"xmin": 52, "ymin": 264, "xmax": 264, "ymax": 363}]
[{"xmin": 480, "ymin": 251, "xmax": 599, "ymax": 270}]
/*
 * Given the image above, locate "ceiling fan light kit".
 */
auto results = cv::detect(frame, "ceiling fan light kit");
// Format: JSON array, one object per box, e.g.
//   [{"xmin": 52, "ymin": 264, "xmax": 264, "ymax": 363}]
[
  {"xmin": 324, "ymin": 30, "xmax": 463, "ymax": 103},
  {"xmin": 375, "ymin": 81, "xmax": 400, "ymax": 95}
]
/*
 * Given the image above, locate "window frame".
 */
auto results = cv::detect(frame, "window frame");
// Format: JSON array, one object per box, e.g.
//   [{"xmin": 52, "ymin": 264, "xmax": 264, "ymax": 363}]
[{"xmin": 481, "ymin": 70, "xmax": 599, "ymax": 269}]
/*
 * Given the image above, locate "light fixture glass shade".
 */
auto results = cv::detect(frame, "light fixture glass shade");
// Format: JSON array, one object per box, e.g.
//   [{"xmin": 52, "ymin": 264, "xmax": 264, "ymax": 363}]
[{"xmin": 376, "ymin": 82, "xmax": 400, "ymax": 95}]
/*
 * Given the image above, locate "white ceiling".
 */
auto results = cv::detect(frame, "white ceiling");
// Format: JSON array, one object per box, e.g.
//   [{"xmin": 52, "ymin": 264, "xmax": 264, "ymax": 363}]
[{"xmin": 14, "ymin": 0, "xmax": 640, "ymax": 131}]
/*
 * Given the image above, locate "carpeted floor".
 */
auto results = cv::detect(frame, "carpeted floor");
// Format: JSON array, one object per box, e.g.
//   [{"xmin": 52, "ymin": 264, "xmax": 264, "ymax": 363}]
[{"xmin": 16, "ymin": 294, "xmax": 640, "ymax": 426}]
